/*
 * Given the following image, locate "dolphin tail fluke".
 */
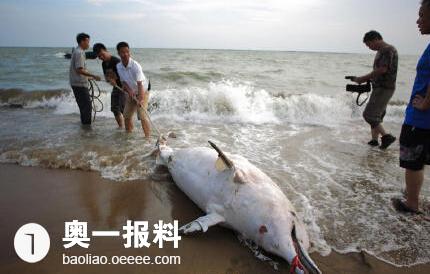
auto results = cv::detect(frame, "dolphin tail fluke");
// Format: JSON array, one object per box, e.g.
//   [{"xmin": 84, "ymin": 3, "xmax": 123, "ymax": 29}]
[
  {"xmin": 154, "ymin": 132, "xmax": 176, "ymax": 150},
  {"xmin": 208, "ymin": 141, "xmax": 234, "ymax": 170},
  {"xmin": 154, "ymin": 134, "xmax": 174, "ymax": 166}
]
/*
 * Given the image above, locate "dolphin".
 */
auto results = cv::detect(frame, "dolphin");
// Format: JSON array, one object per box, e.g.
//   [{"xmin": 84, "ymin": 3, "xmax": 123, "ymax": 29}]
[{"xmin": 154, "ymin": 136, "xmax": 321, "ymax": 274}]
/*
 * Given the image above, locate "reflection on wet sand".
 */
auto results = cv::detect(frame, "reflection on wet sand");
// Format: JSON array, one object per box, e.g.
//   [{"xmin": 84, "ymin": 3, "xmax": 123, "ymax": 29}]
[{"xmin": 107, "ymin": 182, "xmax": 148, "ymax": 228}]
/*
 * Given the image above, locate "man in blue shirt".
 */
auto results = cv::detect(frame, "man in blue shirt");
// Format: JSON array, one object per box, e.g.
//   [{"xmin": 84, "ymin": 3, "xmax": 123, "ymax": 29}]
[{"xmin": 392, "ymin": 0, "xmax": 430, "ymax": 214}]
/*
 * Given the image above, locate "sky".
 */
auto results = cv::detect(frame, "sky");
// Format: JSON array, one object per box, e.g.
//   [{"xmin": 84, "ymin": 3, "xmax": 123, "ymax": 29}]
[{"xmin": 0, "ymin": 0, "xmax": 428, "ymax": 54}]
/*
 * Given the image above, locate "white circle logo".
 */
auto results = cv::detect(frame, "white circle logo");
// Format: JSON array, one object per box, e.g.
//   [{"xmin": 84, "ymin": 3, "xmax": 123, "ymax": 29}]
[{"xmin": 14, "ymin": 223, "xmax": 50, "ymax": 263}]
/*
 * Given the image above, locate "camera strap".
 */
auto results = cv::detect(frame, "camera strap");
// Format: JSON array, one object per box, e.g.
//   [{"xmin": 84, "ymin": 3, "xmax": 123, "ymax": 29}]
[{"xmin": 356, "ymin": 92, "xmax": 369, "ymax": 106}]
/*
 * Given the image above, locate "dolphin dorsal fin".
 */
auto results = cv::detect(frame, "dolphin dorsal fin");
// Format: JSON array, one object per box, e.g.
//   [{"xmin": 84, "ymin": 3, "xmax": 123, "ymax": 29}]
[{"xmin": 208, "ymin": 141, "xmax": 234, "ymax": 171}]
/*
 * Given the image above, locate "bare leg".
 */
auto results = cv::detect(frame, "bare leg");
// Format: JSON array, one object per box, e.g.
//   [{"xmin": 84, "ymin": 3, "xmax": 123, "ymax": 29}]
[
  {"xmin": 371, "ymin": 127, "xmax": 379, "ymax": 141},
  {"xmin": 115, "ymin": 113, "xmax": 124, "ymax": 129},
  {"xmin": 405, "ymin": 168, "xmax": 424, "ymax": 211},
  {"xmin": 139, "ymin": 92, "xmax": 151, "ymax": 140},
  {"xmin": 125, "ymin": 118, "xmax": 134, "ymax": 133},
  {"xmin": 376, "ymin": 124, "xmax": 387, "ymax": 136},
  {"xmin": 141, "ymin": 115, "xmax": 151, "ymax": 140},
  {"xmin": 371, "ymin": 124, "xmax": 387, "ymax": 140}
]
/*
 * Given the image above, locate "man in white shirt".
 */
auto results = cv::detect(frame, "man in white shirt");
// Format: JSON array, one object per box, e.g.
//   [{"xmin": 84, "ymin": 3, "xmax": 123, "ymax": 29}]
[{"xmin": 115, "ymin": 42, "xmax": 151, "ymax": 139}]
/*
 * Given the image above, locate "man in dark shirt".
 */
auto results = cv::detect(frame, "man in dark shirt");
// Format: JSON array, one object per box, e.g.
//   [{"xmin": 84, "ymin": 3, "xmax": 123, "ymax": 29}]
[
  {"xmin": 352, "ymin": 31, "xmax": 398, "ymax": 150},
  {"xmin": 93, "ymin": 43, "xmax": 126, "ymax": 128}
]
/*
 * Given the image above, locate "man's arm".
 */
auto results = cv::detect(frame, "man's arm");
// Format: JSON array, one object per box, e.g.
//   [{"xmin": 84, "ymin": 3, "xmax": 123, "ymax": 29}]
[
  {"xmin": 73, "ymin": 51, "xmax": 101, "ymax": 81},
  {"xmin": 353, "ymin": 66, "xmax": 388, "ymax": 84},
  {"xmin": 121, "ymin": 81, "xmax": 134, "ymax": 96},
  {"xmin": 105, "ymin": 70, "xmax": 117, "ymax": 86},
  {"xmin": 412, "ymin": 84, "xmax": 430, "ymax": 111},
  {"xmin": 77, "ymin": 67, "xmax": 101, "ymax": 81},
  {"xmin": 132, "ymin": 62, "xmax": 147, "ymax": 105},
  {"xmin": 137, "ymin": 81, "xmax": 148, "ymax": 105},
  {"xmin": 120, "ymin": 81, "xmax": 143, "ymax": 107}
]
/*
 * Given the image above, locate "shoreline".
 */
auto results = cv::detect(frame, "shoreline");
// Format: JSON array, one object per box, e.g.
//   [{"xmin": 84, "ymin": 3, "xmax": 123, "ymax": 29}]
[{"xmin": 1, "ymin": 163, "xmax": 429, "ymax": 274}]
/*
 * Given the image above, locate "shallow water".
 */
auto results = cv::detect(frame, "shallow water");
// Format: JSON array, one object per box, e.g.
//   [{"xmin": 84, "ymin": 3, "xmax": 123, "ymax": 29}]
[{"xmin": 0, "ymin": 47, "xmax": 429, "ymax": 266}]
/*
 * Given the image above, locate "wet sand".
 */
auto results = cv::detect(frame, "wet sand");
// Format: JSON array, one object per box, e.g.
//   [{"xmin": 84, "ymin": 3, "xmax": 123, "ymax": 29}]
[{"xmin": 0, "ymin": 163, "xmax": 429, "ymax": 274}]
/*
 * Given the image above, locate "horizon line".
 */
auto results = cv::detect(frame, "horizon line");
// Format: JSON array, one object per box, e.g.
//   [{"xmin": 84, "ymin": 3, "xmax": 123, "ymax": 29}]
[
  {"xmin": 0, "ymin": 45, "xmax": 421, "ymax": 56},
  {"xmin": 0, "ymin": 45, "xmax": 370, "ymax": 55}
]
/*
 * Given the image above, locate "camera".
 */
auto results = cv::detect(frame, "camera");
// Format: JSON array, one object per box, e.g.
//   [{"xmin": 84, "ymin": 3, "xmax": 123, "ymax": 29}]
[
  {"xmin": 345, "ymin": 76, "xmax": 371, "ymax": 93},
  {"xmin": 345, "ymin": 76, "xmax": 371, "ymax": 106}
]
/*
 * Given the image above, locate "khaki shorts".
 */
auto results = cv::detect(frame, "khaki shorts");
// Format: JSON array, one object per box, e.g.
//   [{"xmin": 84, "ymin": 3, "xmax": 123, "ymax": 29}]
[
  {"xmin": 363, "ymin": 87, "xmax": 394, "ymax": 128},
  {"xmin": 123, "ymin": 92, "xmax": 149, "ymax": 120}
]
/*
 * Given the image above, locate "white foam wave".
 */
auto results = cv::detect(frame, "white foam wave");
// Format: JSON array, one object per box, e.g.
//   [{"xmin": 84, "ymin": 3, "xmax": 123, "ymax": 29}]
[
  {"xmin": 150, "ymin": 81, "xmax": 406, "ymax": 126},
  {"xmin": 54, "ymin": 52, "xmax": 66, "ymax": 58},
  {"xmin": 10, "ymin": 81, "xmax": 407, "ymax": 126}
]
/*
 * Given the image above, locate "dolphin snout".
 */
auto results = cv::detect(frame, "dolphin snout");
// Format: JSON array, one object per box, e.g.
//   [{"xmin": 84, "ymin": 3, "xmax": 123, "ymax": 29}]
[{"xmin": 291, "ymin": 226, "xmax": 322, "ymax": 274}]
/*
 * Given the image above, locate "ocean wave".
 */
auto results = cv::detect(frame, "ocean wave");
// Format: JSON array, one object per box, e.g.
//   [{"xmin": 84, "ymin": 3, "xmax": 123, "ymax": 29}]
[
  {"xmin": 149, "ymin": 80, "xmax": 406, "ymax": 125},
  {"xmin": 54, "ymin": 52, "xmax": 66, "ymax": 58},
  {"xmin": 0, "ymin": 146, "xmax": 156, "ymax": 181},
  {"xmin": 0, "ymin": 88, "xmax": 70, "ymax": 108},
  {"xmin": 0, "ymin": 81, "xmax": 408, "ymax": 126},
  {"xmin": 154, "ymin": 70, "xmax": 224, "ymax": 83}
]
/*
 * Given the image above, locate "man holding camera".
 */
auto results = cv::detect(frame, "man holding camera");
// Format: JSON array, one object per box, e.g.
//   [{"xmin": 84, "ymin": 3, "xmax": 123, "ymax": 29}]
[{"xmin": 352, "ymin": 31, "xmax": 398, "ymax": 149}]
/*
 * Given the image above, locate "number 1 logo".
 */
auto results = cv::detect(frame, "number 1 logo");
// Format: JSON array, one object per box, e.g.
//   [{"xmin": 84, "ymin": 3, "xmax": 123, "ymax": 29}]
[{"xmin": 14, "ymin": 223, "xmax": 50, "ymax": 263}]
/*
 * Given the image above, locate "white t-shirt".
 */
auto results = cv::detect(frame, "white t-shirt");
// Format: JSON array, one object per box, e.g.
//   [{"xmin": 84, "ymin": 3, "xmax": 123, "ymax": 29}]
[{"xmin": 116, "ymin": 58, "xmax": 149, "ymax": 95}]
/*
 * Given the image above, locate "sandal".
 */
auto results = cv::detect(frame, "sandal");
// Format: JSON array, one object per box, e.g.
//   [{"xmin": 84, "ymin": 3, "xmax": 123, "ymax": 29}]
[
  {"xmin": 391, "ymin": 198, "xmax": 423, "ymax": 215},
  {"xmin": 368, "ymin": 139, "xmax": 379, "ymax": 147},
  {"xmin": 380, "ymin": 134, "xmax": 396, "ymax": 150}
]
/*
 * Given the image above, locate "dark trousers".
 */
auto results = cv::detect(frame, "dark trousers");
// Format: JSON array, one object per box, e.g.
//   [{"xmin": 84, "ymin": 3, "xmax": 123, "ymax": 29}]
[{"xmin": 71, "ymin": 86, "xmax": 92, "ymax": 125}]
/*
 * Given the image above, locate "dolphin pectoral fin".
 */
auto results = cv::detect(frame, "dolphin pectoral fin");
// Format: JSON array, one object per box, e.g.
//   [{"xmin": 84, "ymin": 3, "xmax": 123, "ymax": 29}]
[
  {"xmin": 208, "ymin": 141, "xmax": 234, "ymax": 170},
  {"xmin": 178, "ymin": 221, "xmax": 202, "ymax": 234},
  {"xmin": 179, "ymin": 213, "xmax": 225, "ymax": 234}
]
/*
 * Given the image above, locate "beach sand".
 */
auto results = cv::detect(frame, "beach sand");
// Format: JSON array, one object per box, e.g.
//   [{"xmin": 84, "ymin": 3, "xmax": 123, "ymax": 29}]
[{"xmin": 0, "ymin": 163, "xmax": 429, "ymax": 274}]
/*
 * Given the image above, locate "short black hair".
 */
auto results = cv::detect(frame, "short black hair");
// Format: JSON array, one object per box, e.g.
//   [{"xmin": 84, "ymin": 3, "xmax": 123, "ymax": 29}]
[
  {"xmin": 76, "ymin": 33, "xmax": 90, "ymax": 44},
  {"xmin": 116, "ymin": 41, "xmax": 129, "ymax": 52},
  {"xmin": 422, "ymin": 0, "xmax": 430, "ymax": 8},
  {"xmin": 93, "ymin": 43, "xmax": 107, "ymax": 54},
  {"xmin": 363, "ymin": 30, "xmax": 383, "ymax": 43}
]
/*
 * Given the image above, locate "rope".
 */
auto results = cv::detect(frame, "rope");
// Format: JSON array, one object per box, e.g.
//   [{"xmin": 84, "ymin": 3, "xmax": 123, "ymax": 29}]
[
  {"xmin": 107, "ymin": 81, "xmax": 162, "ymax": 137},
  {"xmin": 88, "ymin": 79, "xmax": 104, "ymax": 122},
  {"xmin": 88, "ymin": 78, "xmax": 164, "ymax": 140}
]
